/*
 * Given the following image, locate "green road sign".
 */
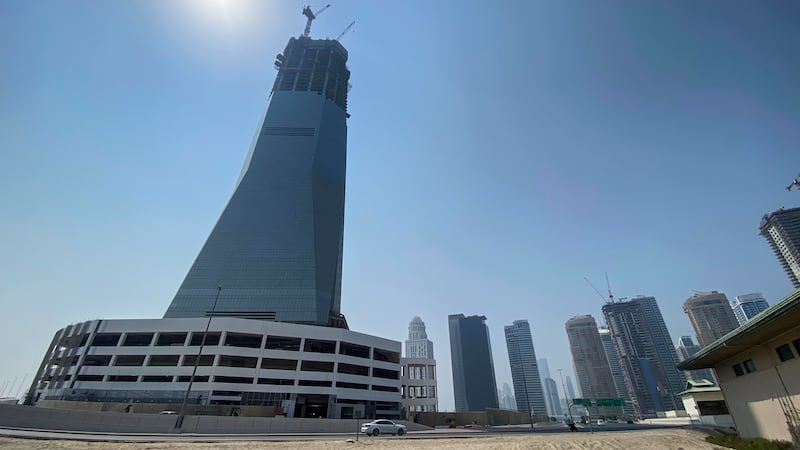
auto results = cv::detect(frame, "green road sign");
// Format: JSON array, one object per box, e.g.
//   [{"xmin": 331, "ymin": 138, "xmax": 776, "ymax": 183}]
[
  {"xmin": 572, "ymin": 398, "xmax": 592, "ymax": 407},
  {"xmin": 595, "ymin": 398, "xmax": 626, "ymax": 407}
]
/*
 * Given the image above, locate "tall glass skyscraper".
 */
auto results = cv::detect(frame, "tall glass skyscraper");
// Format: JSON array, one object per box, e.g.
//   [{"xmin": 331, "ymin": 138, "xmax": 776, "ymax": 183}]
[
  {"xmin": 504, "ymin": 320, "xmax": 547, "ymax": 416},
  {"xmin": 760, "ymin": 206, "xmax": 800, "ymax": 288},
  {"xmin": 165, "ymin": 37, "xmax": 351, "ymax": 328},
  {"xmin": 731, "ymin": 293, "xmax": 770, "ymax": 325},
  {"xmin": 448, "ymin": 314, "xmax": 499, "ymax": 412}
]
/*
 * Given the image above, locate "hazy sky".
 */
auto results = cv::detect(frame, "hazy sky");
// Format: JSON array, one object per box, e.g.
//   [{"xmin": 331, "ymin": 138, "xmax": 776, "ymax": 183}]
[{"xmin": 1, "ymin": 0, "xmax": 799, "ymax": 410}]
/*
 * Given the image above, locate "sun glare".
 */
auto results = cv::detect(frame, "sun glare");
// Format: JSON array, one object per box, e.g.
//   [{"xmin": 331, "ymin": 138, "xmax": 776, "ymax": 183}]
[{"xmin": 184, "ymin": 0, "xmax": 252, "ymax": 30}]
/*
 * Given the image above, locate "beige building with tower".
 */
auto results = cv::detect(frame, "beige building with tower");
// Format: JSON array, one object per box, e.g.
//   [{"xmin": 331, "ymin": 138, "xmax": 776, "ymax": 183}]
[
  {"xmin": 400, "ymin": 317, "xmax": 437, "ymax": 417},
  {"xmin": 679, "ymin": 288, "xmax": 800, "ymax": 444},
  {"xmin": 683, "ymin": 291, "xmax": 739, "ymax": 348}
]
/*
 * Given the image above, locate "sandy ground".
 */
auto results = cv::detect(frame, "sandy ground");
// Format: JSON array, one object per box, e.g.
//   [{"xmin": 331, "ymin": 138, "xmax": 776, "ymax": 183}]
[{"xmin": 0, "ymin": 429, "xmax": 723, "ymax": 449}]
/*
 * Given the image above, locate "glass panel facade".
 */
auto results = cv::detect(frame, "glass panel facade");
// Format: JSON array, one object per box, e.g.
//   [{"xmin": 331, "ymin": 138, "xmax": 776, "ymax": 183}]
[{"xmin": 164, "ymin": 39, "xmax": 350, "ymax": 327}]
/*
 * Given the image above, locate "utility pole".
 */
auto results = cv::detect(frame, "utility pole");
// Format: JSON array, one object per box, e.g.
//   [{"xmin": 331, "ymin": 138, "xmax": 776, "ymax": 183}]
[
  {"xmin": 515, "ymin": 363, "xmax": 535, "ymax": 429},
  {"xmin": 174, "ymin": 286, "xmax": 222, "ymax": 431},
  {"xmin": 558, "ymin": 369, "xmax": 573, "ymax": 422}
]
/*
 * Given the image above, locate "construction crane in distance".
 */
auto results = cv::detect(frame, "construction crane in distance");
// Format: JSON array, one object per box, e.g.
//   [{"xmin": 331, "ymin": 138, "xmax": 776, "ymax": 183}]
[
  {"xmin": 787, "ymin": 172, "xmax": 800, "ymax": 192},
  {"xmin": 302, "ymin": 4, "xmax": 331, "ymax": 38},
  {"xmin": 605, "ymin": 272, "xmax": 615, "ymax": 304},
  {"xmin": 336, "ymin": 21, "xmax": 355, "ymax": 41},
  {"xmin": 584, "ymin": 277, "xmax": 607, "ymax": 303}
]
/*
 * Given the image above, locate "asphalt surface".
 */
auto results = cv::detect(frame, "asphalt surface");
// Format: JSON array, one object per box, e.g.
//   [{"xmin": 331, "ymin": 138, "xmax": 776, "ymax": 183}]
[{"xmin": 0, "ymin": 422, "xmax": 688, "ymax": 443}]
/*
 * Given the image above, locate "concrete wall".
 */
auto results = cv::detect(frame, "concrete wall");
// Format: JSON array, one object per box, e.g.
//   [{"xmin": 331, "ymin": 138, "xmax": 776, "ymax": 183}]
[
  {"xmin": 36, "ymin": 400, "xmax": 277, "ymax": 417},
  {"xmin": 0, "ymin": 404, "xmax": 430, "ymax": 434},
  {"xmin": 713, "ymin": 325, "xmax": 800, "ymax": 442},
  {"xmin": 414, "ymin": 409, "xmax": 539, "ymax": 427}
]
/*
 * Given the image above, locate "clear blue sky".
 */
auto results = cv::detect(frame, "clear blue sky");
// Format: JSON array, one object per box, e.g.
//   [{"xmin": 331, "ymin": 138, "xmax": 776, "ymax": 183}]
[{"xmin": 1, "ymin": 0, "xmax": 799, "ymax": 410}]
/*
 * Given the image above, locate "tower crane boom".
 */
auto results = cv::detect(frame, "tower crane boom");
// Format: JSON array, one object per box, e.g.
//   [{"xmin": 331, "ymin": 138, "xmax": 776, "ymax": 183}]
[
  {"xmin": 302, "ymin": 4, "xmax": 331, "ymax": 38},
  {"xmin": 336, "ymin": 21, "xmax": 355, "ymax": 41}
]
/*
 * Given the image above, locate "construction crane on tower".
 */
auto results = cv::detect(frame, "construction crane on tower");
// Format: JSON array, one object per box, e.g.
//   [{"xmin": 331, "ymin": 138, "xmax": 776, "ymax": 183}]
[
  {"xmin": 302, "ymin": 4, "xmax": 331, "ymax": 38},
  {"xmin": 584, "ymin": 273, "xmax": 616, "ymax": 304},
  {"xmin": 336, "ymin": 21, "xmax": 355, "ymax": 41},
  {"xmin": 605, "ymin": 272, "xmax": 615, "ymax": 303}
]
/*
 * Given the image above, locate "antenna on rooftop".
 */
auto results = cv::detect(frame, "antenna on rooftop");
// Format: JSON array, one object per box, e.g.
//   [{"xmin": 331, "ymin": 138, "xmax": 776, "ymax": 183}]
[{"xmin": 302, "ymin": 4, "xmax": 331, "ymax": 38}]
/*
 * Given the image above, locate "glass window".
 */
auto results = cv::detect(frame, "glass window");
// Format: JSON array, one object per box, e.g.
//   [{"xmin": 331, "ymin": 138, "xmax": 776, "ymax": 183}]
[
  {"xmin": 732, "ymin": 363, "xmax": 744, "ymax": 376},
  {"xmin": 304, "ymin": 339, "xmax": 336, "ymax": 354},
  {"xmin": 776, "ymin": 344, "xmax": 795, "ymax": 362},
  {"xmin": 265, "ymin": 336, "xmax": 301, "ymax": 351},
  {"xmin": 793, "ymin": 338, "xmax": 800, "ymax": 357},
  {"xmin": 743, "ymin": 359, "xmax": 756, "ymax": 373}
]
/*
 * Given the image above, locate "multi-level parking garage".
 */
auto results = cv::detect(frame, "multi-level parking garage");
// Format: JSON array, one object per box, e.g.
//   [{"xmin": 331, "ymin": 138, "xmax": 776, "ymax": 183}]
[{"xmin": 28, "ymin": 317, "xmax": 401, "ymax": 419}]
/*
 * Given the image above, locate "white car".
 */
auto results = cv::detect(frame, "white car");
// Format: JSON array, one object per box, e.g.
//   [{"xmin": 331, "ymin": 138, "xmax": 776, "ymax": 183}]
[
  {"xmin": 360, "ymin": 419, "xmax": 407, "ymax": 436},
  {"xmin": 596, "ymin": 419, "xmax": 605, "ymax": 426}
]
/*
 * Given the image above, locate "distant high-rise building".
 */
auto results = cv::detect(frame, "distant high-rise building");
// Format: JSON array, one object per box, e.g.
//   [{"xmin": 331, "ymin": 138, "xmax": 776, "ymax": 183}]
[
  {"xmin": 401, "ymin": 316, "xmax": 437, "ymax": 415},
  {"xmin": 543, "ymin": 378, "xmax": 562, "ymax": 417},
  {"xmin": 500, "ymin": 382, "xmax": 517, "ymax": 410},
  {"xmin": 537, "ymin": 358, "xmax": 561, "ymax": 417},
  {"xmin": 504, "ymin": 320, "xmax": 547, "ymax": 416},
  {"xmin": 565, "ymin": 375, "xmax": 578, "ymax": 400},
  {"xmin": 565, "ymin": 315, "xmax": 619, "ymax": 414},
  {"xmin": 760, "ymin": 206, "xmax": 800, "ymax": 288},
  {"xmin": 598, "ymin": 326, "xmax": 635, "ymax": 417},
  {"xmin": 675, "ymin": 335, "xmax": 715, "ymax": 383},
  {"xmin": 602, "ymin": 296, "xmax": 686, "ymax": 417},
  {"xmin": 731, "ymin": 293, "xmax": 770, "ymax": 325},
  {"xmin": 406, "ymin": 316, "xmax": 434, "ymax": 358},
  {"xmin": 538, "ymin": 358, "xmax": 551, "ymax": 381},
  {"xmin": 683, "ymin": 291, "xmax": 739, "ymax": 347},
  {"xmin": 448, "ymin": 314, "xmax": 499, "ymax": 412}
]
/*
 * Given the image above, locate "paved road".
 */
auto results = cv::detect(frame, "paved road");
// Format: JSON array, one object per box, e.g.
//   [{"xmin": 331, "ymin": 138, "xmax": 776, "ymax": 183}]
[{"xmin": 0, "ymin": 422, "xmax": 689, "ymax": 443}]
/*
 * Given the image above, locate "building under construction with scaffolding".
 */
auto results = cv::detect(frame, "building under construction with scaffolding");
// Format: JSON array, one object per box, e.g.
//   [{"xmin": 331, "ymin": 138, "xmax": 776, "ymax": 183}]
[{"xmin": 602, "ymin": 296, "xmax": 686, "ymax": 418}]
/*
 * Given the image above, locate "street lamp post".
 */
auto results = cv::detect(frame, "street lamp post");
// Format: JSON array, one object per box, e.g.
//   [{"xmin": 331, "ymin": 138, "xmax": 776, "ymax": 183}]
[
  {"xmin": 514, "ymin": 363, "xmax": 534, "ymax": 429},
  {"xmin": 174, "ymin": 286, "xmax": 222, "ymax": 431},
  {"xmin": 558, "ymin": 369, "xmax": 573, "ymax": 422}
]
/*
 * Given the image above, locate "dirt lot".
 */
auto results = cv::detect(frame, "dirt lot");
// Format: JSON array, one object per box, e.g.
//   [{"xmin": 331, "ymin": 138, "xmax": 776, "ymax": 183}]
[{"xmin": 0, "ymin": 428, "xmax": 722, "ymax": 449}]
